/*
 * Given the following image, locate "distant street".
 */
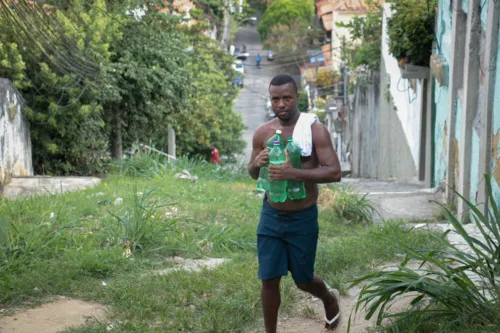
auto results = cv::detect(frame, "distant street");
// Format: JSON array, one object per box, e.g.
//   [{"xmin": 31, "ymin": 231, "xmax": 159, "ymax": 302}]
[
  {"xmin": 233, "ymin": 25, "xmax": 299, "ymax": 163},
  {"xmin": 233, "ymin": 25, "xmax": 276, "ymax": 162}
]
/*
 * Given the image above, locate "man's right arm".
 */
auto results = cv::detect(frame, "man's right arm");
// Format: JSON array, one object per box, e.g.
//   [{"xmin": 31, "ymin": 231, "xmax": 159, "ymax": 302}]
[{"xmin": 248, "ymin": 127, "xmax": 266, "ymax": 180}]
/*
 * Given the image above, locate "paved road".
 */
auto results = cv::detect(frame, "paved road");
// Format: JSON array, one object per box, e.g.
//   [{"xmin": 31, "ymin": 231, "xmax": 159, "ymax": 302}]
[{"xmin": 233, "ymin": 25, "xmax": 300, "ymax": 163}]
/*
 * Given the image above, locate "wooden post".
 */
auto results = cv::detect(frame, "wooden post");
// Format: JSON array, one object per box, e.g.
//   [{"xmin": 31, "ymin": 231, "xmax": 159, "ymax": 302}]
[{"xmin": 168, "ymin": 125, "xmax": 176, "ymax": 161}]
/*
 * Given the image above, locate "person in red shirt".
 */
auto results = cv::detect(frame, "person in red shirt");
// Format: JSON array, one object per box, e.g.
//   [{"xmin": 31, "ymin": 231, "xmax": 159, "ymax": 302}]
[{"xmin": 210, "ymin": 144, "xmax": 221, "ymax": 165}]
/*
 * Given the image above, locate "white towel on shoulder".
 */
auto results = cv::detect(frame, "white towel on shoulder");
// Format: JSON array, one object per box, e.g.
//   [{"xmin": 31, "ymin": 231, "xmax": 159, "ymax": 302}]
[{"xmin": 292, "ymin": 112, "xmax": 318, "ymax": 157}]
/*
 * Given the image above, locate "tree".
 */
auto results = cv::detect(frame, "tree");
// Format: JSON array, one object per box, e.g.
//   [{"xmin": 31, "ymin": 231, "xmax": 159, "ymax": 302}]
[
  {"xmin": 0, "ymin": 0, "xmax": 122, "ymax": 175},
  {"xmin": 336, "ymin": 1, "xmax": 382, "ymax": 69},
  {"xmin": 263, "ymin": 19, "xmax": 310, "ymax": 64},
  {"xmin": 167, "ymin": 24, "xmax": 246, "ymax": 158},
  {"xmin": 257, "ymin": 0, "xmax": 314, "ymax": 40},
  {"xmin": 298, "ymin": 91, "xmax": 309, "ymax": 112},
  {"xmin": 315, "ymin": 70, "xmax": 337, "ymax": 90},
  {"xmin": 104, "ymin": 12, "xmax": 190, "ymax": 159}
]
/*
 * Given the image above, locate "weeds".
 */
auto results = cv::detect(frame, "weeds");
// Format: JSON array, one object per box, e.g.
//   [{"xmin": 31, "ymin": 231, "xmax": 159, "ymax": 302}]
[
  {"xmin": 102, "ymin": 187, "xmax": 176, "ymax": 253},
  {"xmin": 321, "ymin": 185, "xmax": 377, "ymax": 225},
  {"xmin": 349, "ymin": 174, "xmax": 500, "ymax": 332},
  {"xmin": 0, "ymin": 154, "xmax": 448, "ymax": 332}
]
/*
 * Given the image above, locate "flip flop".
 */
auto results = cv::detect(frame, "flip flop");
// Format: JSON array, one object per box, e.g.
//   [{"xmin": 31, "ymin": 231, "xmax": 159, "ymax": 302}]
[{"xmin": 325, "ymin": 289, "xmax": 341, "ymax": 330}]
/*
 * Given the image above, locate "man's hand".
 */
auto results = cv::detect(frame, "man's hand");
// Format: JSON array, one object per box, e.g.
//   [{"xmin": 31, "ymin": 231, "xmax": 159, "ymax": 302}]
[
  {"xmin": 253, "ymin": 149, "xmax": 270, "ymax": 168},
  {"xmin": 268, "ymin": 152, "xmax": 294, "ymax": 181}
]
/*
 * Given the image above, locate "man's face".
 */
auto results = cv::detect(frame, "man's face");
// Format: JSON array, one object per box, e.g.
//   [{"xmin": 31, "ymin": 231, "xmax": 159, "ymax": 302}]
[{"xmin": 269, "ymin": 83, "xmax": 299, "ymax": 122}]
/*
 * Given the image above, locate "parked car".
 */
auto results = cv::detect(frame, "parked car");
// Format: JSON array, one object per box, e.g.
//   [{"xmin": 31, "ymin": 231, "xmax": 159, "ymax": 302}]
[
  {"xmin": 232, "ymin": 75, "xmax": 244, "ymax": 88},
  {"xmin": 232, "ymin": 60, "xmax": 245, "ymax": 74},
  {"xmin": 267, "ymin": 48, "xmax": 274, "ymax": 61},
  {"xmin": 233, "ymin": 44, "xmax": 249, "ymax": 60}
]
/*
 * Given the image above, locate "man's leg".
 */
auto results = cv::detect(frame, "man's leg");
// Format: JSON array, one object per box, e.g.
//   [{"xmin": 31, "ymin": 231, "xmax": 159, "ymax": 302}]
[
  {"xmin": 261, "ymin": 277, "xmax": 281, "ymax": 333},
  {"xmin": 296, "ymin": 276, "xmax": 340, "ymax": 329}
]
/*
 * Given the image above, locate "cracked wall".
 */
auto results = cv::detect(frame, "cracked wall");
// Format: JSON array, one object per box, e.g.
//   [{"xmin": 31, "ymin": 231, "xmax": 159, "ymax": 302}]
[{"xmin": 0, "ymin": 79, "xmax": 33, "ymax": 188}]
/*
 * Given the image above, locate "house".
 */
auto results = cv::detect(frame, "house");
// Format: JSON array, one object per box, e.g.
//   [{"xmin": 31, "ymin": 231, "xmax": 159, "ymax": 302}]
[
  {"xmin": 157, "ymin": 0, "xmax": 197, "ymax": 27},
  {"xmin": 316, "ymin": 0, "xmax": 384, "ymax": 70}
]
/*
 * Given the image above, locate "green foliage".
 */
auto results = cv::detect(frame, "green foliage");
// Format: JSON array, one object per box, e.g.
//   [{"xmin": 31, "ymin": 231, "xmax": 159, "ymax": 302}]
[
  {"xmin": 104, "ymin": 12, "xmax": 190, "ymax": 158},
  {"xmin": 349, "ymin": 174, "xmax": 500, "ymax": 332},
  {"xmin": 298, "ymin": 90, "xmax": 309, "ymax": 112},
  {"xmin": 387, "ymin": 0, "xmax": 436, "ymax": 66},
  {"xmin": 257, "ymin": 0, "xmax": 314, "ymax": 40},
  {"xmin": 325, "ymin": 185, "xmax": 376, "ymax": 226},
  {"xmin": 169, "ymin": 27, "xmax": 246, "ymax": 158},
  {"xmin": 263, "ymin": 19, "xmax": 317, "ymax": 61},
  {"xmin": 0, "ymin": 0, "xmax": 122, "ymax": 175},
  {"xmin": 311, "ymin": 110, "xmax": 326, "ymax": 123},
  {"xmin": 336, "ymin": 0, "xmax": 382, "ymax": 69},
  {"xmin": 315, "ymin": 70, "xmax": 337, "ymax": 90},
  {"xmin": 103, "ymin": 188, "xmax": 176, "ymax": 253},
  {"xmin": 0, "ymin": 156, "xmax": 445, "ymax": 331},
  {"xmin": 0, "ymin": 1, "xmax": 245, "ymax": 173}
]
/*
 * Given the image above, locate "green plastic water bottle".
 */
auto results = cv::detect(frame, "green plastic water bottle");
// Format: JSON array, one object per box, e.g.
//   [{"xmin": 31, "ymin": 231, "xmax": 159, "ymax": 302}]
[
  {"xmin": 268, "ymin": 140, "xmax": 287, "ymax": 203},
  {"xmin": 285, "ymin": 138, "xmax": 306, "ymax": 200},
  {"xmin": 256, "ymin": 130, "xmax": 284, "ymax": 191},
  {"xmin": 266, "ymin": 129, "xmax": 284, "ymax": 150}
]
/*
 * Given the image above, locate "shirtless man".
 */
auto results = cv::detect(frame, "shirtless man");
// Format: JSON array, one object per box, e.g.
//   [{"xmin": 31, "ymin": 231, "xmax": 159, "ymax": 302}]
[{"xmin": 248, "ymin": 75, "xmax": 342, "ymax": 332}]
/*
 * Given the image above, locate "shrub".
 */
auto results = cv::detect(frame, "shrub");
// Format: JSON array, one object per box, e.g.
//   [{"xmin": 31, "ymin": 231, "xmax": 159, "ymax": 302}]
[{"xmin": 349, "ymin": 174, "xmax": 500, "ymax": 332}]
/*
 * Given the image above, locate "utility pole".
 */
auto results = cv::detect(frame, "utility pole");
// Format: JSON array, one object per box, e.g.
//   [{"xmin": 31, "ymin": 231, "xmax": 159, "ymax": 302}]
[
  {"xmin": 338, "ymin": 61, "xmax": 348, "ymax": 163},
  {"xmin": 220, "ymin": 0, "xmax": 230, "ymax": 51}
]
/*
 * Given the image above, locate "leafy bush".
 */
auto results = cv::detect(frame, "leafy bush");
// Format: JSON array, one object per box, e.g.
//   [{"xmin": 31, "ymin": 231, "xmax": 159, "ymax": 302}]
[
  {"xmin": 337, "ymin": 0, "xmax": 382, "ymax": 69},
  {"xmin": 298, "ymin": 90, "xmax": 309, "ymax": 112},
  {"xmin": 349, "ymin": 174, "xmax": 500, "ymax": 332},
  {"xmin": 257, "ymin": 0, "xmax": 314, "ymax": 40},
  {"xmin": 321, "ymin": 185, "xmax": 376, "ymax": 226},
  {"xmin": 387, "ymin": 0, "xmax": 436, "ymax": 66}
]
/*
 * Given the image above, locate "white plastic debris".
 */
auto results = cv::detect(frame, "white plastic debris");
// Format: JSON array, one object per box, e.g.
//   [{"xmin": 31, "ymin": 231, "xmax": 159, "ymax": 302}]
[
  {"xmin": 114, "ymin": 198, "xmax": 123, "ymax": 205},
  {"xmin": 174, "ymin": 169, "xmax": 198, "ymax": 182}
]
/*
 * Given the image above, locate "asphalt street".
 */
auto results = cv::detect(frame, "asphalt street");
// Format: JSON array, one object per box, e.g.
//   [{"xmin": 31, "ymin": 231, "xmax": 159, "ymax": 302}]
[{"xmin": 232, "ymin": 25, "xmax": 299, "ymax": 163}]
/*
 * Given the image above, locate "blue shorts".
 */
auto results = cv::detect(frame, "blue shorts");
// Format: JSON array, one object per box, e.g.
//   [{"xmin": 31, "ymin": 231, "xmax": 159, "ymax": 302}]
[{"xmin": 257, "ymin": 198, "xmax": 319, "ymax": 284}]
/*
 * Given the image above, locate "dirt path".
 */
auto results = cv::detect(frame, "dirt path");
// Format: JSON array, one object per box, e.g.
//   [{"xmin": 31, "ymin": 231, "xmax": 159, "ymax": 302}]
[
  {"xmin": 0, "ymin": 258, "xmax": 228, "ymax": 333},
  {"xmin": 0, "ymin": 297, "xmax": 106, "ymax": 333},
  {"xmin": 273, "ymin": 285, "xmax": 412, "ymax": 333}
]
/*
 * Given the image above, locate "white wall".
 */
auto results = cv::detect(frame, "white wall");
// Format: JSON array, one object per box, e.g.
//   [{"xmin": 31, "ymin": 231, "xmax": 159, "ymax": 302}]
[
  {"xmin": 382, "ymin": 3, "xmax": 423, "ymax": 169},
  {"xmin": 0, "ymin": 79, "xmax": 33, "ymax": 187}
]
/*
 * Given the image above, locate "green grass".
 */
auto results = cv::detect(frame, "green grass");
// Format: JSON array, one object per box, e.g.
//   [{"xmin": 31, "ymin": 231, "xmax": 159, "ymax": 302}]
[{"xmin": 0, "ymin": 154, "xmax": 444, "ymax": 332}]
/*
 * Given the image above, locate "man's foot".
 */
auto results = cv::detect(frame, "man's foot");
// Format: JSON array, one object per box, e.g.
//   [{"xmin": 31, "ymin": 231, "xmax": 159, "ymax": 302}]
[{"xmin": 324, "ymin": 289, "xmax": 341, "ymax": 331}]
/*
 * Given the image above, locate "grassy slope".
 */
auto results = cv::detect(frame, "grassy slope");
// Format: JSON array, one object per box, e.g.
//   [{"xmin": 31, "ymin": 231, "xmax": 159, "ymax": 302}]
[{"xmin": 0, "ymin": 156, "xmax": 441, "ymax": 332}]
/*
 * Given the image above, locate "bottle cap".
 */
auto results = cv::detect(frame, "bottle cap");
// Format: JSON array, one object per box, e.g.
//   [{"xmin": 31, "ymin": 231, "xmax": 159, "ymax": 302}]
[
  {"xmin": 274, "ymin": 140, "xmax": 280, "ymax": 145},
  {"xmin": 276, "ymin": 129, "xmax": 282, "ymax": 134},
  {"xmin": 287, "ymin": 137, "xmax": 293, "ymax": 142}
]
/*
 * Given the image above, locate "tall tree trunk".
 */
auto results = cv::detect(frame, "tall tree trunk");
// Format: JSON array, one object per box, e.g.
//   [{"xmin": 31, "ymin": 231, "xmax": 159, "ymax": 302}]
[{"xmin": 111, "ymin": 107, "xmax": 123, "ymax": 160}]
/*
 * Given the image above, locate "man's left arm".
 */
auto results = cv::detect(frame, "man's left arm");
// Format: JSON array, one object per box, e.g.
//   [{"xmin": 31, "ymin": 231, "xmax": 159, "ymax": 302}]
[{"xmin": 268, "ymin": 122, "xmax": 341, "ymax": 183}]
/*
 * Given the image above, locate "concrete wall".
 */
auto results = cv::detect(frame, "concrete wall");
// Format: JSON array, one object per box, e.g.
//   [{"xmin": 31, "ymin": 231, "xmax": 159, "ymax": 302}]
[
  {"xmin": 350, "ymin": 73, "xmax": 380, "ymax": 178},
  {"xmin": 382, "ymin": 5, "xmax": 424, "ymax": 171},
  {"xmin": 0, "ymin": 79, "xmax": 33, "ymax": 187},
  {"xmin": 348, "ymin": 5, "xmax": 425, "ymax": 180},
  {"xmin": 491, "ymin": 25, "xmax": 500, "ymax": 205},
  {"xmin": 433, "ymin": 0, "xmax": 452, "ymax": 186},
  {"xmin": 431, "ymin": 0, "xmax": 500, "ymax": 218}
]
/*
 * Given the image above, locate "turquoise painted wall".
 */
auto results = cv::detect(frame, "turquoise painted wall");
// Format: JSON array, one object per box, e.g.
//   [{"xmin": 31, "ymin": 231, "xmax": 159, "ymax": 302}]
[
  {"xmin": 463, "ymin": 0, "xmax": 488, "ymax": 25},
  {"xmin": 491, "ymin": 32, "xmax": 500, "ymax": 206},
  {"xmin": 481, "ymin": 0, "xmax": 488, "ymax": 29},
  {"xmin": 433, "ymin": 0, "xmax": 453, "ymax": 185},
  {"xmin": 471, "ymin": 130, "xmax": 480, "ymax": 202}
]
